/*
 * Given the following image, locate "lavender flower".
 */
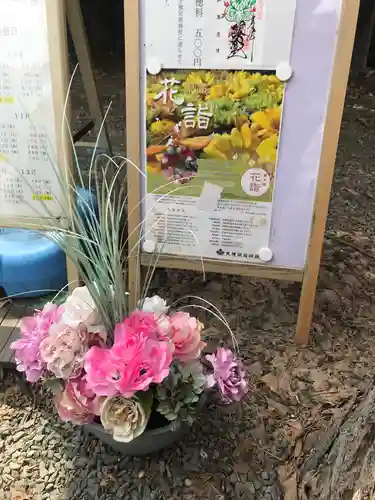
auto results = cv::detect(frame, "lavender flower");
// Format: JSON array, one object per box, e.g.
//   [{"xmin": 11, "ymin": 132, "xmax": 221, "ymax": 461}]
[{"xmin": 206, "ymin": 348, "xmax": 248, "ymax": 404}]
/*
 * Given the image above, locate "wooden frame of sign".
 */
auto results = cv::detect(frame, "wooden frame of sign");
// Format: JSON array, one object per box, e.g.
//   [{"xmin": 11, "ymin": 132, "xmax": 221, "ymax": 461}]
[{"xmin": 124, "ymin": 0, "xmax": 360, "ymax": 344}]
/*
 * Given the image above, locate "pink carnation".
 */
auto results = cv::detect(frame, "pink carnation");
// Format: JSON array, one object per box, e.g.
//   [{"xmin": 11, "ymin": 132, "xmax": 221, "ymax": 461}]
[
  {"xmin": 168, "ymin": 312, "xmax": 206, "ymax": 362},
  {"xmin": 84, "ymin": 312, "xmax": 173, "ymax": 398},
  {"xmin": 40, "ymin": 322, "xmax": 88, "ymax": 379},
  {"xmin": 206, "ymin": 348, "xmax": 248, "ymax": 404},
  {"xmin": 10, "ymin": 303, "xmax": 63, "ymax": 382},
  {"xmin": 54, "ymin": 375, "xmax": 103, "ymax": 425}
]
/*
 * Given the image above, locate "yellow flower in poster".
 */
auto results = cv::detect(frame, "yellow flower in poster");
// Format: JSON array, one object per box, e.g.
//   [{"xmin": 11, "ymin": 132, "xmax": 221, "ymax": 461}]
[
  {"xmin": 227, "ymin": 72, "xmax": 255, "ymax": 100},
  {"xmin": 185, "ymin": 71, "xmax": 215, "ymax": 87},
  {"xmin": 256, "ymin": 134, "xmax": 278, "ymax": 164},
  {"xmin": 209, "ymin": 84, "xmax": 228, "ymax": 100},
  {"xmin": 251, "ymin": 108, "xmax": 281, "ymax": 133},
  {"xmin": 149, "ymin": 119, "xmax": 176, "ymax": 139},
  {"xmin": 203, "ymin": 123, "xmax": 255, "ymax": 161},
  {"xmin": 204, "ymin": 134, "xmax": 232, "ymax": 160}
]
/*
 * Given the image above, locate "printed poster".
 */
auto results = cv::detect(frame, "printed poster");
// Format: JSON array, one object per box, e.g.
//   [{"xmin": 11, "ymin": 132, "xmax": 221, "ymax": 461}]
[
  {"xmin": 0, "ymin": 0, "xmax": 62, "ymax": 219},
  {"xmin": 144, "ymin": 70, "xmax": 285, "ymax": 263},
  {"xmin": 145, "ymin": 0, "xmax": 297, "ymax": 71}
]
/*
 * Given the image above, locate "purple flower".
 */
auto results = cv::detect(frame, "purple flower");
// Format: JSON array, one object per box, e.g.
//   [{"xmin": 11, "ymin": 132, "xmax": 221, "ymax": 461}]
[
  {"xmin": 10, "ymin": 303, "xmax": 64, "ymax": 383},
  {"xmin": 205, "ymin": 348, "xmax": 248, "ymax": 404}
]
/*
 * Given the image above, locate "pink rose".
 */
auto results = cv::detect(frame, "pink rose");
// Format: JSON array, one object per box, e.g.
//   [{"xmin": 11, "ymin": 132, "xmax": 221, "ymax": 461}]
[
  {"xmin": 11, "ymin": 303, "xmax": 64, "ymax": 383},
  {"xmin": 169, "ymin": 312, "xmax": 206, "ymax": 362},
  {"xmin": 54, "ymin": 375, "xmax": 103, "ymax": 425},
  {"xmin": 40, "ymin": 322, "xmax": 88, "ymax": 379}
]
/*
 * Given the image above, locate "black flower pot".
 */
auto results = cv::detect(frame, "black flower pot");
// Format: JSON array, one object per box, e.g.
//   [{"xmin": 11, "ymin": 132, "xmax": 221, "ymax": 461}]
[{"xmin": 84, "ymin": 418, "xmax": 188, "ymax": 455}]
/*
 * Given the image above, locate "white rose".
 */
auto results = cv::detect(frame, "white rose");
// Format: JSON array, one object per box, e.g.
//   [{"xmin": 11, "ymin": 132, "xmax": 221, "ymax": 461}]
[
  {"xmin": 101, "ymin": 393, "xmax": 152, "ymax": 443},
  {"xmin": 140, "ymin": 295, "xmax": 168, "ymax": 316},
  {"xmin": 61, "ymin": 286, "xmax": 102, "ymax": 329}
]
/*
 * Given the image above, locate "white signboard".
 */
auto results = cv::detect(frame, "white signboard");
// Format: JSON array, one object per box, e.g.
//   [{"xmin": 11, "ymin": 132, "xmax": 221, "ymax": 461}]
[
  {"xmin": 145, "ymin": 0, "xmax": 297, "ymax": 71},
  {"xmin": 0, "ymin": 0, "xmax": 62, "ymax": 220}
]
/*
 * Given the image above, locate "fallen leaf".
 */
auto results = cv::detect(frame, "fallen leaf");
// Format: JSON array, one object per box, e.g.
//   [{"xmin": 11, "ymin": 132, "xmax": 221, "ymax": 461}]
[
  {"xmin": 262, "ymin": 372, "xmax": 294, "ymax": 401},
  {"xmin": 250, "ymin": 419, "xmax": 266, "ymax": 442},
  {"xmin": 267, "ymin": 398, "xmax": 289, "ymax": 416},
  {"xmin": 293, "ymin": 440, "xmax": 303, "ymax": 458},
  {"xmin": 282, "ymin": 472, "xmax": 298, "ymax": 500},
  {"xmin": 247, "ymin": 361, "xmax": 263, "ymax": 376},
  {"xmin": 309, "ymin": 369, "xmax": 330, "ymax": 392},
  {"xmin": 234, "ymin": 461, "xmax": 251, "ymax": 475},
  {"xmin": 277, "ymin": 463, "xmax": 295, "ymax": 483},
  {"xmin": 286, "ymin": 419, "xmax": 304, "ymax": 441}
]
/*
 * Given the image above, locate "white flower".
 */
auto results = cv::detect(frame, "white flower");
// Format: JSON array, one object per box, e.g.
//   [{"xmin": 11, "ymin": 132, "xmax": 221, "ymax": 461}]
[
  {"xmin": 61, "ymin": 286, "xmax": 106, "ymax": 338},
  {"xmin": 140, "ymin": 295, "xmax": 168, "ymax": 316},
  {"xmin": 101, "ymin": 393, "xmax": 152, "ymax": 443}
]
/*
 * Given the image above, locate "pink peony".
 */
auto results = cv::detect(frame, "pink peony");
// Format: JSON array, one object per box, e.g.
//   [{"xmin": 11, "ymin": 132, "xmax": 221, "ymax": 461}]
[
  {"xmin": 54, "ymin": 375, "xmax": 103, "ymax": 425},
  {"xmin": 84, "ymin": 347, "xmax": 126, "ymax": 397},
  {"xmin": 168, "ymin": 312, "xmax": 206, "ymax": 362},
  {"xmin": 117, "ymin": 310, "xmax": 159, "ymax": 341},
  {"xmin": 116, "ymin": 338, "xmax": 173, "ymax": 397},
  {"xmin": 40, "ymin": 322, "xmax": 88, "ymax": 379},
  {"xmin": 10, "ymin": 303, "xmax": 63, "ymax": 382},
  {"xmin": 205, "ymin": 348, "xmax": 248, "ymax": 404},
  {"xmin": 84, "ymin": 312, "xmax": 174, "ymax": 398}
]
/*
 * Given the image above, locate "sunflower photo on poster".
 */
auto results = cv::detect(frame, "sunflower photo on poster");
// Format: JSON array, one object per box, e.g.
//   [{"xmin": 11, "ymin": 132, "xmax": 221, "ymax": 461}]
[{"xmin": 145, "ymin": 70, "xmax": 284, "ymax": 203}]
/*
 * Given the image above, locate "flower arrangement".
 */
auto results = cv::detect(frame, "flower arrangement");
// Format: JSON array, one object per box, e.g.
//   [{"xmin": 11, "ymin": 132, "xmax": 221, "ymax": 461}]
[
  {"xmin": 7, "ymin": 67, "xmax": 248, "ymax": 448},
  {"xmin": 11, "ymin": 287, "xmax": 248, "ymax": 443}
]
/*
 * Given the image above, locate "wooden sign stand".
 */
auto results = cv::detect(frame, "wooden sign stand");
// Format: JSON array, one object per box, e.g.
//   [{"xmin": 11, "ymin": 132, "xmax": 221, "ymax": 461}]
[{"xmin": 124, "ymin": 0, "xmax": 360, "ymax": 344}]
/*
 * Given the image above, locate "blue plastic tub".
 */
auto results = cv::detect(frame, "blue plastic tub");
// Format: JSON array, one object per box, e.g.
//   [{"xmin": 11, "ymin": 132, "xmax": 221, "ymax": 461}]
[
  {"xmin": 0, "ymin": 228, "xmax": 68, "ymax": 298},
  {"xmin": 0, "ymin": 188, "xmax": 98, "ymax": 299}
]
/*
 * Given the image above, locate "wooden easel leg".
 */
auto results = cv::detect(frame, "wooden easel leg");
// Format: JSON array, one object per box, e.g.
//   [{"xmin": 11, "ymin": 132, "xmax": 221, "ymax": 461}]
[
  {"xmin": 128, "ymin": 256, "xmax": 141, "ymax": 311},
  {"xmin": 295, "ymin": 267, "xmax": 319, "ymax": 344},
  {"xmin": 124, "ymin": 0, "xmax": 142, "ymax": 312},
  {"xmin": 66, "ymin": 257, "xmax": 79, "ymax": 292},
  {"xmin": 65, "ymin": 0, "xmax": 112, "ymax": 154},
  {"xmin": 295, "ymin": 0, "xmax": 360, "ymax": 344}
]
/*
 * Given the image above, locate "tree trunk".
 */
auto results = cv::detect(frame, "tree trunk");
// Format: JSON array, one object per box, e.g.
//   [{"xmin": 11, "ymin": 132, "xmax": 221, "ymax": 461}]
[{"xmin": 300, "ymin": 383, "xmax": 375, "ymax": 500}]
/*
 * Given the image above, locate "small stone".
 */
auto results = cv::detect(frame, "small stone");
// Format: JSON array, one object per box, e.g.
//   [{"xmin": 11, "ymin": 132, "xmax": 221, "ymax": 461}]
[
  {"xmin": 138, "ymin": 470, "xmax": 145, "ymax": 479},
  {"xmin": 103, "ymin": 454, "xmax": 118, "ymax": 466},
  {"xmin": 262, "ymin": 471, "xmax": 269, "ymax": 480},
  {"xmin": 39, "ymin": 462, "xmax": 48, "ymax": 478},
  {"xmin": 184, "ymin": 478, "xmax": 193, "ymax": 487},
  {"xmin": 253, "ymin": 479, "xmax": 262, "ymax": 490},
  {"xmin": 9, "ymin": 462, "xmax": 21, "ymax": 470},
  {"xmin": 246, "ymin": 482, "xmax": 256, "ymax": 494},
  {"xmin": 65, "ymin": 461, "xmax": 75, "ymax": 470},
  {"xmin": 76, "ymin": 457, "xmax": 89, "ymax": 468},
  {"xmin": 12, "ymin": 431, "xmax": 25, "ymax": 442},
  {"xmin": 229, "ymin": 472, "xmax": 237, "ymax": 484}
]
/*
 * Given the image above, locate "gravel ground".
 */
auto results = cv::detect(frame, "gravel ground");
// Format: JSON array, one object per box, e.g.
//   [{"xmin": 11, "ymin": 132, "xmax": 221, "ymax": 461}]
[{"xmin": 2, "ymin": 60, "xmax": 375, "ymax": 498}]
